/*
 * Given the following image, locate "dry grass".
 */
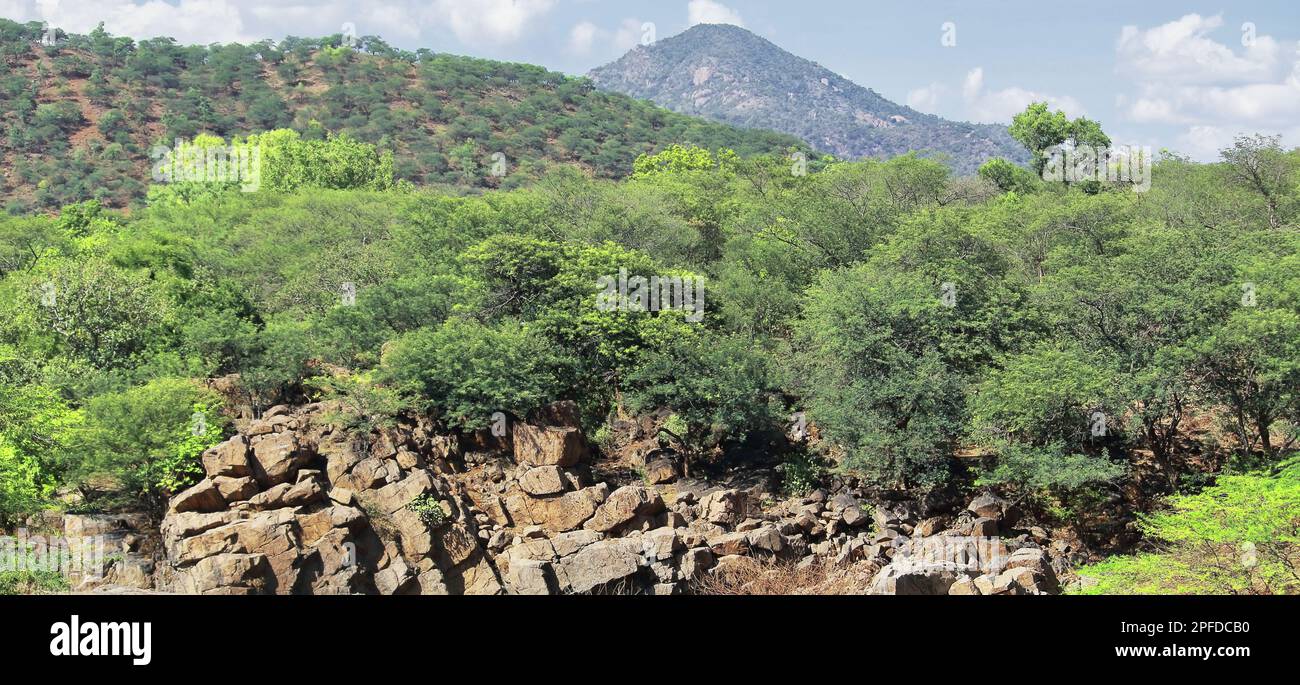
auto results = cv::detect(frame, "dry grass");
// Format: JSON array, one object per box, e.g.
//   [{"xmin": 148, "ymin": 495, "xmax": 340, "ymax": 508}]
[{"xmin": 692, "ymin": 557, "xmax": 878, "ymax": 595}]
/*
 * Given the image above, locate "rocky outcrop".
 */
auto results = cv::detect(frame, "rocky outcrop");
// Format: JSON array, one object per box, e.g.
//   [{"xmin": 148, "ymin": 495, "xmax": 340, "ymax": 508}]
[
  {"xmin": 158, "ymin": 405, "xmax": 503, "ymax": 595},
  {"xmin": 141, "ymin": 400, "xmax": 1075, "ymax": 596}
]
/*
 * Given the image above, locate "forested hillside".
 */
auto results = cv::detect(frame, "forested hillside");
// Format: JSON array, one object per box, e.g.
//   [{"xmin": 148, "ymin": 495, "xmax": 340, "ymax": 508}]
[
  {"xmin": 0, "ymin": 19, "xmax": 807, "ymax": 212},
  {"xmin": 0, "ymin": 11, "xmax": 1297, "ymax": 597},
  {"xmin": 2, "ymin": 114, "xmax": 1296, "ymax": 593}
]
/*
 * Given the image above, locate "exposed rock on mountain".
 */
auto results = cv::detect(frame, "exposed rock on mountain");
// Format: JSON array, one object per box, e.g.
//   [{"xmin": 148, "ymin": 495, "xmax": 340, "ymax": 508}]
[{"xmin": 589, "ymin": 24, "xmax": 1027, "ymax": 175}]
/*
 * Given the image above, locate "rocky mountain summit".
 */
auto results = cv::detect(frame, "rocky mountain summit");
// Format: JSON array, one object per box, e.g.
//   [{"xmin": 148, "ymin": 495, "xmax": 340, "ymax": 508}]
[
  {"xmin": 58, "ymin": 400, "xmax": 1072, "ymax": 596},
  {"xmin": 589, "ymin": 24, "xmax": 1027, "ymax": 175}
]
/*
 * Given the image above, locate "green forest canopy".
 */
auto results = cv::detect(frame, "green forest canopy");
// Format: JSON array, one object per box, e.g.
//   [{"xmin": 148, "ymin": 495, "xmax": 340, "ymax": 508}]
[{"xmin": 0, "ymin": 33, "xmax": 1297, "ymax": 591}]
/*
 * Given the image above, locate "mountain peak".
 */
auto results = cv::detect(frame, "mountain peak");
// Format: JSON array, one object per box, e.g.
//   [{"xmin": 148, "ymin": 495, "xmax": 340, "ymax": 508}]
[{"xmin": 590, "ymin": 26, "xmax": 1026, "ymax": 174}]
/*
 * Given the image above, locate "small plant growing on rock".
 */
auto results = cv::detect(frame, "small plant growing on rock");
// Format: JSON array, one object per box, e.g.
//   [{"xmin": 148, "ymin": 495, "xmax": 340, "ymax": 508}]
[
  {"xmin": 406, "ymin": 494, "xmax": 448, "ymax": 527},
  {"xmin": 777, "ymin": 452, "xmax": 823, "ymax": 497}
]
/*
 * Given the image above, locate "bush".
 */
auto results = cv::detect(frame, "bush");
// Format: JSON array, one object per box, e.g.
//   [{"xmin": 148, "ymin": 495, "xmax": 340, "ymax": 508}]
[
  {"xmin": 0, "ymin": 570, "xmax": 70, "ymax": 595},
  {"xmin": 379, "ymin": 319, "xmax": 563, "ymax": 429},
  {"xmin": 80, "ymin": 378, "xmax": 226, "ymax": 509},
  {"xmin": 305, "ymin": 372, "xmax": 409, "ymax": 435},
  {"xmin": 1075, "ymin": 461, "xmax": 1300, "ymax": 595},
  {"xmin": 624, "ymin": 330, "xmax": 781, "ymax": 459},
  {"xmin": 406, "ymin": 494, "xmax": 447, "ymax": 527}
]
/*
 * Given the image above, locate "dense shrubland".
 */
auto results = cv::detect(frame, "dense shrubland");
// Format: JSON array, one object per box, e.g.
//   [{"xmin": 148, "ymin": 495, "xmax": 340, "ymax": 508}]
[{"xmin": 0, "ymin": 86, "xmax": 1297, "ymax": 590}]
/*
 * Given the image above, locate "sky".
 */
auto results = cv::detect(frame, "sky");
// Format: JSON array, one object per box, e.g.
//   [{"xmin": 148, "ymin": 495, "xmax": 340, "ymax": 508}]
[{"xmin": 3, "ymin": 0, "xmax": 1298, "ymax": 161}]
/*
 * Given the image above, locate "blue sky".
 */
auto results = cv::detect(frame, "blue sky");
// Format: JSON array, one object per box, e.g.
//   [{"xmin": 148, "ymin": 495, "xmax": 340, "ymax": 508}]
[{"xmin": 6, "ymin": 0, "xmax": 1298, "ymax": 160}]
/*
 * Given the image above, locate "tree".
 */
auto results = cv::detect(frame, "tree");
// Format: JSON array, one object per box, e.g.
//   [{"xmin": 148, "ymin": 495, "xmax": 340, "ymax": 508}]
[
  {"xmin": 80, "ymin": 378, "xmax": 226, "ymax": 510},
  {"xmin": 1010, "ymin": 102, "xmax": 1112, "ymax": 177},
  {"xmin": 22, "ymin": 257, "xmax": 171, "ymax": 370},
  {"xmin": 378, "ymin": 319, "xmax": 563, "ymax": 429},
  {"xmin": 623, "ymin": 331, "xmax": 780, "ymax": 470},
  {"xmin": 978, "ymin": 157, "xmax": 1037, "ymax": 194},
  {"xmin": 1220, "ymin": 134, "xmax": 1296, "ymax": 229},
  {"xmin": 0, "ymin": 374, "xmax": 83, "ymax": 524}
]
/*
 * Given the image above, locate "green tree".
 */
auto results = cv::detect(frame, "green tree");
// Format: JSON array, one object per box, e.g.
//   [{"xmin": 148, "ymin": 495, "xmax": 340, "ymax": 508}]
[
  {"xmin": 1010, "ymin": 102, "xmax": 1112, "ymax": 176},
  {"xmin": 1076, "ymin": 461, "xmax": 1300, "ymax": 595}
]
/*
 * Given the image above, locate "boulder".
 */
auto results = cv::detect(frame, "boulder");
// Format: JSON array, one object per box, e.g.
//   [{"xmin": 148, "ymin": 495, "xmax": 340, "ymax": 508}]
[
  {"xmin": 948, "ymin": 576, "xmax": 981, "ymax": 595},
  {"xmin": 365, "ymin": 471, "xmax": 437, "ymax": 516},
  {"xmin": 201, "ymin": 436, "xmax": 252, "ymax": 478},
  {"xmin": 869, "ymin": 561, "xmax": 967, "ymax": 595},
  {"xmin": 746, "ymin": 526, "xmax": 784, "ymax": 554},
  {"xmin": 872, "ymin": 501, "xmax": 917, "ymax": 531},
  {"xmin": 513, "ymin": 424, "xmax": 587, "ymax": 468},
  {"xmin": 320, "ymin": 437, "xmax": 367, "ymax": 483},
  {"xmin": 508, "ymin": 559, "xmax": 557, "ymax": 595},
  {"xmin": 1004, "ymin": 547, "xmax": 1059, "ymax": 592},
  {"xmin": 162, "ymin": 510, "xmax": 239, "ymax": 542},
  {"xmin": 557, "ymin": 539, "xmax": 640, "ymax": 594},
  {"xmin": 643, "ymin": 458, "xmax": 678, "ymax": 485},
  {"xmin": 168, "ymin": 479, "xmax": 225, "ymax": 514},
  {"xmin": 642, "ymin": 527, "xmax": 681, "ymax": 562},
  {"xmin": 708, "ymin": 531, "xmax": 751, "ymax": 557},
  {"xmin": 518, "ymin": 466, "xmax": 567, "ymax": 496},
  {"xmin": 967, "ymin": 493, "xmax": 1006, "ymax": 520},
  {"xmin": 700, "ymin": 489, "xmax": 748, "ymax": 527},
  {"xmin": 550, "ymin": 529, "xmax": 603, "ymax": 557},
  {"xmin": 678, "ymin": 547, "xmax": 715, "ymax": 580},
  {"xmin": 841, "ymin": 505, "xmax": 868, "ymax": 527},
  {"xmin": 584, "ymin": 485, "xmax": 664, "ymax": 533},
  {"xmin": 173, "ymin": 553, "xmax": 272, "ymax": 595},
  {"xmin": 249, "ymin": 432, "xmax": 307, "ymax": 486},
  {"xmin": 913, "ymin": 516, "xmax": 948, "ymax": 537},
  {"xmin": 971, "ymin": 517, "xmax": 999, "ymax": 537},
  {"xmin": 212, "ymin": 476, "xmax": 258, "ymax": 503},
  {"xmin": 504, "ymin": 484, "xmax": 609, "ymax": 533}
]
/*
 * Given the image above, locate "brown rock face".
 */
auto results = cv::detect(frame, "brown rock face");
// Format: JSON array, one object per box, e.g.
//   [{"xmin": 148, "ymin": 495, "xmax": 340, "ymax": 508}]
[
  {"xmin": 700, "ymin": 489, "xmax": 748, "ymax": 527},
  {"xmin": 169, "ymin": 479, "xmax": 226, "ymax": 514},
  {"xmin": 557, "ymin": 539, "xmax": 641, "ymax": 593},
  {"xmin": 504, "ymin": 485, "xmax": 608, "ymax": 533},
  {"xmin": 159, "ymin": 406, "xmax": 506, "ymax": 596},
  {"xmin": 643, "ymin": 458, "xmax": 678, "ymax": 484},
  {"xmin": 213, "ymin": 476, "xmax": 258, "ymax": 503},
  {"xmin": 513, "ymin": 424, "xmax": 588, "ymax": 468},
  {"xmin": 518, "ymin": 466, "xmax": 567, "ymax": 496},
  {"xmin": 201, "ymin": 436, "xmax": 252, "ymax": 478},
  {"xmin": 584, "ymin": 486, "xmax": 664, "ymax": 534},
  {"xmin": 250, "ymin": 432, "xmax": 308, "ymax": 486}
]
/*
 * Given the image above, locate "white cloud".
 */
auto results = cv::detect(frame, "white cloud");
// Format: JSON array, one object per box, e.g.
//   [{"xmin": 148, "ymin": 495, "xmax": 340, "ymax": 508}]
[
  {"xmin": 904, "ymin": 68, "xmax": 1083, "ymax": 123},
  {"xmin": 568, "ymin": 20, "xmax": 599, "ymax": 55},
  {"xmin": 906, "ymin": 83, "xmax": 945, "ymax": 112},
  {"xmin": 687, "ymin": 0, "xmax": 744, "ymax": 28},
  {"xmin": 564, "ymin": 17, "xmax": 647, "ymax": 56},
  {"xmin": 427, "ymin": 0, "xmax": 556, "ymax": 45},
  {"xmin": 960, "ymin": 67, "xmax": 1086, "ymax": 124},
  {"xmin": 1117, "ymin": 14, "xmax": 1281, "ymax": 85},
  {"xmin": 1115, "ymin": 14, "xmax": 1300, "ymax": 159},
  {"xmin": 1176, "ymin": 125, "xmax": 1243, "ymax": 160},
  {"xmin": 2, "ymin": 0, "xmax": 556, "ymax": 46},
  {"xmin": 10, "ymin": 0, "xmax": 255, "ymax": 44},
  {"xmin": 612, "ymin": 18, "xmax": 648, "ymax": 53}
]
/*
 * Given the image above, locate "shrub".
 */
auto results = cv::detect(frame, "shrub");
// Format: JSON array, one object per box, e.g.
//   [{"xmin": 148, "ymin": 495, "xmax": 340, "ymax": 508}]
[
  {"xmin": 406, "ymin": 494, "xmax": 447, "ymax": 527},
  {"xmin": 1074, "ymin": 461, "xmax": 1300, "ymax": 595},
  {"xmin": 379, "ymin": 319, "xmax": 562, "ymax": 429}
]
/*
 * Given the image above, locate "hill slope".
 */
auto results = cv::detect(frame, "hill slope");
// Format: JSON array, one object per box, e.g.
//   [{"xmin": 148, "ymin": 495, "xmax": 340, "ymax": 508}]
[
  {"xmin": 589, "ymin": 24, "xmax": 1026, "ymax": 174},
  {"xmin": 0, "ymin": 19, "xmax": 807, "ymax": 211}
]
